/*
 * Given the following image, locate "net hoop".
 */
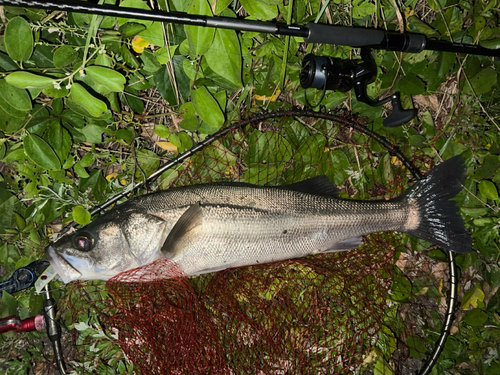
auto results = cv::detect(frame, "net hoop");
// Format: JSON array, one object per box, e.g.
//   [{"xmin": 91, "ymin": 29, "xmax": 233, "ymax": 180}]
[{"xmin": 81, "ymin": 109, "xmax": 457, "ymax": 374}]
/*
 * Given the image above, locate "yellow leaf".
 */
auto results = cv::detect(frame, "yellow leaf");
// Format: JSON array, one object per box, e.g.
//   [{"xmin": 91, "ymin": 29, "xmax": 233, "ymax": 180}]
[
  {"xmin": 404, "ymin": 7, "xmax": 415, "ymax": 18},
  {"xmin": 106, "ymin": 172, "xmax": 117, "ymax": 181},
  {"xmin": 224, "ymin": 166, "xmax": 234, "ymax": 178},
  {"xmin": 252, "ymin": 89, "xmax": 281, "ymax": 102},
  {"xmin": 391, "ymin": 156, "xmax": 402, "ymax": 166},
  {"xmin": 461, "ymin": 284, "xmax": 485, "ymax": 310},
  {"xmin": 156, "ymin": 141, "xmax": 178, "ymax": 152},
  {"xmin": 132, "ymin": 36, "xmax": 149, "ymax": 53}
]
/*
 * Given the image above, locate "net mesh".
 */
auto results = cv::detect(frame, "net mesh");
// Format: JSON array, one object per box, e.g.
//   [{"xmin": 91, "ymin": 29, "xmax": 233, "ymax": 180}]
[
  {"xmin": 62, "ymin": 110, "xmax": 453, "ymax": 374},
  {"xmin": 106, "ymin": 233, "xmax": 396, "ymax": 374}
]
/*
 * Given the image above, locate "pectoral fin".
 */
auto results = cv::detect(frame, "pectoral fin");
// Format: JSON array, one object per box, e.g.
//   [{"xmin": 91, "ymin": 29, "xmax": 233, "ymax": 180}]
[{"xmin": 161, "ymin": 203, "xmax": 203, "ymax": 259}]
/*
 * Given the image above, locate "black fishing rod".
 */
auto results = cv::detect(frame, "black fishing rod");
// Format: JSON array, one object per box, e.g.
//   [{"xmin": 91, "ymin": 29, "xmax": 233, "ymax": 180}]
[
  {"xmin": 2, "ymin": 0, "xmax": 499, "ymax": 127},
  {"xmin": 1, "ymin": 0, "xmax": 499, "ymax": 57}
]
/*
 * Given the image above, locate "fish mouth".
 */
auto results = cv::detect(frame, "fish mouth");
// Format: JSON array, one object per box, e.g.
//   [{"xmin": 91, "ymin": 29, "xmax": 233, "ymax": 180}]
[{"xmin": 45, "ymin": 245, "xmax": 82, "ymax": 284}]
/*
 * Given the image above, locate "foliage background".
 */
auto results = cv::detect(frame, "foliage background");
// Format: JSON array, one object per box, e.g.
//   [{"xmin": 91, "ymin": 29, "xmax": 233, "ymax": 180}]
[{"xmin": 0, "ymin": 0, "xmax": 499, "ymax": 373}]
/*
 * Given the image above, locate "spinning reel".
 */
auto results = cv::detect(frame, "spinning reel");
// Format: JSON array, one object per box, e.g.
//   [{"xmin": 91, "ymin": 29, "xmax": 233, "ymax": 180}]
[{"xmin": 300, "ymin": 49, "xmax": 417, "ymax": 127}]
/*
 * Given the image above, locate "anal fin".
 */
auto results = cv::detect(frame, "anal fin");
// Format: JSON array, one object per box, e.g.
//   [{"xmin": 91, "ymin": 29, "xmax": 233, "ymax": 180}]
[{"xmin": 322, "ymin": 237, "xmax": 363, "ymax": 253}]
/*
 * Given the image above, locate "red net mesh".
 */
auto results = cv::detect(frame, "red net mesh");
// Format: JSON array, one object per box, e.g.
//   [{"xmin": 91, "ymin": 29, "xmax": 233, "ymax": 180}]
[
  {"xmin": 106, "ymin": 232, "xmax": 397, "ymax": 374},
  {"xmin": 62, "ymin": 111, "xmax": 452, "ymax": 374}
]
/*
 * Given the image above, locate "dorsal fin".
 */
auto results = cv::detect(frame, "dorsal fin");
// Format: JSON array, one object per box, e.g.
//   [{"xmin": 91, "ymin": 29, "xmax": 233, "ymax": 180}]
[{"xmin": 279, "ymin": 175, "xmax": 339, "ymax": 197}]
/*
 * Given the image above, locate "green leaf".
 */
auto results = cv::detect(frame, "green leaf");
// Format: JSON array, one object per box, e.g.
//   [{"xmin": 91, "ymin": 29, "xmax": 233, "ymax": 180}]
[
  {"xmin": 53, "ymin": 45, "xmax": 79, "ymax": 68},
  {"xmin": 437, "ymin": 52, "xmax": 456, "ymax": 78},
  {"xmin": 460, "ymin": 207, "xmax": 489, "ymax": 217},
  {"xmin": 6, "ymin": 71, "xmax": 54, "ymax": 89},
  {"xmin": 398, "ymin": 74, "xmax": 426, "ymax": 95},
  {"xmin": 79, "ymin": 169, "xmax": 107, "ymax": 201},
  {"xmin": 486, "ymin": 265, "xmax": 500, "ymax": 289},
  {"xmin": 121, "ymin": 44, "xmax": 140, "ymax": 68},
  {"xmin": 154, "ymin": 45, "xmax": 178, "ymax": 64},
  {"xmin": 138, "ymin": 21, "xmax": 165, "ymax": 47},
  {"xmin": 352, "ymin": 0, "xmax": 375, "ymax": 18},
  {"xmin": 73, "ymin": 162, "xmax": 90, "ymax": 178},
  {"xmin": 407, "ymin": 15, "xmax": 439, "ymax": 37},
  {"xmin": 177, "ymin": 131, "xmax": 193, "ymax": 151},
  {"xmin": 480, "ymin": 38, "xmax": 500, "ymax": 50},
  {"xmin": 463, "ymin": 68, "xmax": 497, "ymax": 95},
  {"xmin": 205, "ymin": 27, "xmax": 243, "ymax": 88},
  {"xmin": 214, "ymin": 0, "xmax": 232, "ymax": 13},
  {"xmin": 180, "ymin": 113, "xmax": 200, "ymax": 131},
  {"xmin": 463, "ymin": 308, "xmax": 488, "ymax": 326},
  {"xmin": 0, "ymin": 291, "xmax": 18, "ymax": 318},
  {"xmin": 406, "ymin": 335, "xmax": 426, "ymax": 358},
  {"xmin": 5, "ymin": 17, "xmax": 33, "ymax": 62},
  {"xmin": 135, "ymin": 149, "xmax": 160, "ymax": 180},
  {"xmin": 389, "ymin": 269, "xmax": 413, "ymax": 301},
  {"xmin": 119, "ymin": 22, "xmax": 147, "ymax": 38},
  {"xmin": 240, "ymin": 0, "xmax": 278, "ymax": 20},
  {"xmin": 44, "ymin": 118, "xmax": 71, "ymax": 162},
  {"xmin": 0, "ymin": 79, "xmax": 32, "ymax": 112},
  {"xmin": 191, "ymin": 86, "xmax": 225, "ymax": 129},
  {"xmin": 29, "ymin": 292, "xmax": 43, "ymax": 317},
  {"xmin": 408, "ymin": 135, "xmax": 426, "ymax": 148},
  {"xmin": 72, "ymin": 205, "xmax": 91, "ymax": 225},
  {"xmin": 42, "ymin": 84, "xmax": 69, "ymax": 98},
  {"xmin": 154, "ymin": 58, "xmax": 190, "ymax": 105},
  {"xmin": 81, "ymin": 124, "xmax": 106, "ymax": 143},
  {"xmin": 68, "ymin": 83, "xmax": 107, "ymax": 118},
  {"xmin": 24, "ymin": 134, "xmax": 61, "ymax": 170},
  {"xmin": 117, "ymin": 0, "xmax": 151, "ymax": 25},
  {"xmin": 191, "ymin": 140, "xmax": 236, "ymax": 180},
  {"xmin": 0, "ymin": 107, "xmax": 27, "ymax": 133},
  {"xmin": 154, "ymin": 124, "xmax": 170, "ymax": 138},
  {"xmin": 184, "ymin": 0, "xmax": 214, "ymax": 55},
  {"xmin": 115, "ymin": 128, "xmax": 134, "ymax": 144},
  {"xmin": 13, "ymin": 212, "xmax": 25, "ymax": 232},
  {"xmin": 80, "ymin": 152, "xmax": 95, "ymax": 168},
  {"xmin": 472, "ymin": 155, "xmax": 500, "ymax": 180},
  {"xmin": 0, "ymin": 51, "xmax": 18, "ymax": 71},
  {"xmin": 478, "ymin": 180, "xmax": 499, "ymax": 200},
  {"xmin": 85, "ymin": 66, "xmax": 126, "ymax": 92},
  {"xmin": 140, "ymin": 50, "xmax": 161, "ymax": 73}
]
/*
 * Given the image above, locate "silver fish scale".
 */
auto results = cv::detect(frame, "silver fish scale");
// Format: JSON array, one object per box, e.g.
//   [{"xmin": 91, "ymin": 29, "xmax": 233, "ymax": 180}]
[{"xmin": 128, "ymin": 184, "xmax": 410, "ymax": 276}]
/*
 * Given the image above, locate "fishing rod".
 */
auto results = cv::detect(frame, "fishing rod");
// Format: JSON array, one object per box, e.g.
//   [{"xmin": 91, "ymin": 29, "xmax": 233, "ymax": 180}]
[
  {"xmin": 1, "ymin": 0, "xmax": 498, "ymax": 57},
  {"xmin": 1, "ymin": 0, "xmax": 499, "ymax": 126}
]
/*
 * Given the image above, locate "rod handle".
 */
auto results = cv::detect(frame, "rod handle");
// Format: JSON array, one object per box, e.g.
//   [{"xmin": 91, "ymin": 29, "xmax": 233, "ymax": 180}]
[{"xmin": 306, "ymin": 22, "xmax": 386, "ymax": 47}]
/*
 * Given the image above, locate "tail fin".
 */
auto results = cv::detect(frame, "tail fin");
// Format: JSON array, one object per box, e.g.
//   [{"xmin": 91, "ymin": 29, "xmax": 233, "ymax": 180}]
[{"xmin": 401, "ymin": 155, "xmax": 472, "ymax": 254}]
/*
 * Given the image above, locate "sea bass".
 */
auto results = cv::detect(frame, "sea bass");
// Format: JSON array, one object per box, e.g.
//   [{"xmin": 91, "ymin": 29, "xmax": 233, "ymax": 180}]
[{"xmin": 46, "ymin": 156, "xmax": 472, "ymax": 283}]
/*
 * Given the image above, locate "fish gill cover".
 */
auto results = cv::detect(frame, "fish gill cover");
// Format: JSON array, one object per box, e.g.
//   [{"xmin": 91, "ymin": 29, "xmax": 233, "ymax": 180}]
[{"xmin": 62, "ymin": 111, "xmax": 453, "ymax": 374}]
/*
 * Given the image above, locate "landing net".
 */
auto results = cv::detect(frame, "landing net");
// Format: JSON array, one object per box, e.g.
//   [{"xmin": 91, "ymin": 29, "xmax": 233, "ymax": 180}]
[{"xmin": 64, "ymin": 110, "xmax": 453, "ymax": 374}]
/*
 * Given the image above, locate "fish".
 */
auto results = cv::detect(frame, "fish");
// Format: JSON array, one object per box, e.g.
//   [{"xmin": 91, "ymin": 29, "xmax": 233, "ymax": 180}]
[{"xmin": 45, "ymin": 155, "xmax": 472, "ymax": 283}]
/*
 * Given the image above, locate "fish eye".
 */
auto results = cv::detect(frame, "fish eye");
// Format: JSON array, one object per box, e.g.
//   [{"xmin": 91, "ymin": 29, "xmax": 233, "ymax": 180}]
[{"xmin": 72, "ymin": 232, "xmax": 94, "ymax": 252}]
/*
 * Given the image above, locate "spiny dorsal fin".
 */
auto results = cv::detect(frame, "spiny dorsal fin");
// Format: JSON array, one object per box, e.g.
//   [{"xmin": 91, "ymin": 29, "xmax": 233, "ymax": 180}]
[
  {"xmin": 279, "ymin": 175, "xmax": 339, "ymax": 197},
  {"xmin": 161, "ymin": 203, "xmax": 203, "ymax": 259}
]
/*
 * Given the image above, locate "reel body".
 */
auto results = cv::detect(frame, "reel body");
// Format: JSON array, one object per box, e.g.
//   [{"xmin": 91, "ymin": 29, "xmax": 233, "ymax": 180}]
[{"xmin": 300, "ymin": 49, "xmax": 417, "ymax": 127}]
